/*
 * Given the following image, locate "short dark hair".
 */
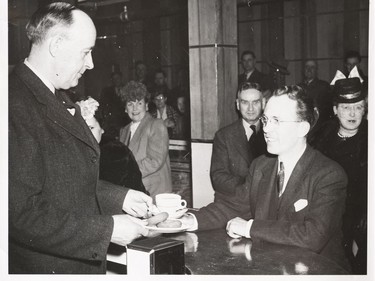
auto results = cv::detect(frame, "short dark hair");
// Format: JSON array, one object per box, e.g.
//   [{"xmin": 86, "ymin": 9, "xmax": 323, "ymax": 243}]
[
  {"xmin": 273, "ymin": 85, "xmax": 317, "ymax": 128},
  {"xmin": 150, "ymin": 85, "xmax": 169, "ymax": 99},
  {"xmin": 344, "ymin": 50, "xmax": 361, "ymax": 63},
  {"xmin": 154, "ymin": 69, "xmax": 166, "ymax": 77},
  {"xmin": 111, "ymin": 72, "xmax": 122, "ymax": 79},
  {"xmin": 237, "ymin": 82, "xmax": 262, "ymax": 98},
  {"xmin": 135, "ymin": 60, "xmax": 146, "ymax": 68},
  {"xmin": 26, "ymin": 2, "xmax": 78, "ymax": 45},
  {"xmin": 120, "ymin": 81, "xmax": 150, "ymax": 104},
  {"xmin": 241, "ymin": 50, "xmax": 256, "ymax": 60}
]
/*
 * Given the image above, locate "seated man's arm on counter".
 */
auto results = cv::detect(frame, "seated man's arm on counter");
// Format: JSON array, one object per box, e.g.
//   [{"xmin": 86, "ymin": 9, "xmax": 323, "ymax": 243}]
[
  {"xmin": 188, "ymin": 182, "xmax": 252, "ymax": 231},
  {"xmin": 210, "ymin": 130, "xmax": 248, "ymax": 196}
]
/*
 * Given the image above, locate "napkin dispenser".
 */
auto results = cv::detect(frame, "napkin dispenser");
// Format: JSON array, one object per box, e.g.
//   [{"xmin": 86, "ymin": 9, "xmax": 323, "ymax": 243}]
[{"xmin": 126, "ymin": 236, "xmax": 185, "ymax": 275}]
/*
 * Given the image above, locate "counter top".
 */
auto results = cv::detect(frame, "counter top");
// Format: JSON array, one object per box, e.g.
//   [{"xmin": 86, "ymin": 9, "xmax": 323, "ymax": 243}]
[{"xmin": 166, "ymin": 229, "xmax": 349, "ymax": 275}]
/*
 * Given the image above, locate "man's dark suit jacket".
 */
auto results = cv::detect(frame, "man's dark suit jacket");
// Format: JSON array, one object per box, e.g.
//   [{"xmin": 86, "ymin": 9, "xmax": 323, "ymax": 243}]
[
  {"xmin": 210, "ymin": 119, "xmax": 267, "ymax": 197},
  {"xmin": 238, "ymin": 68, "xmax": 274, "ymax": 92},
  {"xmin": 298, "ymin": 78, "xmax": 333, "ymax": 126},
  {"xmin": 195, "ymin": 145, "xmax": 348, "ymax": 269},
  {"xmin": 9, "ymin": 63, "xmax": 129, "ymax": 273},
  {"xmin": 99, "ymin": 85, "xmax": 130, "ymax": 142}
]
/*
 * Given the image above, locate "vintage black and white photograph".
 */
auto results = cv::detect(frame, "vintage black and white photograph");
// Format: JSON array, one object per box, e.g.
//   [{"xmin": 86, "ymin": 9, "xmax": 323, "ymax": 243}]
[{"xmin": 2, "ymin": 0, "xmax": 374, "ymax": 279}]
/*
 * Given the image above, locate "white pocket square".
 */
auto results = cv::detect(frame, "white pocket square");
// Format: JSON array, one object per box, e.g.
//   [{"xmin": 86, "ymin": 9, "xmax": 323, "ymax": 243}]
[{"xmin": 294, "ymin": 199, "xmax": 308, "ymax": 212}]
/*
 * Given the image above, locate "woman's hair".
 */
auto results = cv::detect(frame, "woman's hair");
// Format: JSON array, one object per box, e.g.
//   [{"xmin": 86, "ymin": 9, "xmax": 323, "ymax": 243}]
[
  {"xmin": 119, "ymin": 81, "xmax": 150, "ymax": 104},
  {"xmin": 26, "ymin": 2, "xmax": 78, "ymax": 45},
  {"xmin": 273, "ymin": 85, "xmax": 318, "ymax": 128}
]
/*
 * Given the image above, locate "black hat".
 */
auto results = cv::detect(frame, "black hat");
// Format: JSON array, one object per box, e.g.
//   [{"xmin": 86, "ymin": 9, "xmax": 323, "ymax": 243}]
[{"xmin": 333, "ymin": 77, "xmax": 365, "ymax": 103}]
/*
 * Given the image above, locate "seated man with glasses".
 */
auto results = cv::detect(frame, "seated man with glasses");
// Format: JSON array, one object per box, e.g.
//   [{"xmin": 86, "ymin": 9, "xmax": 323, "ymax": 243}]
[{"xmin": 181, "ymin": 85, "xmax": 349, "ymax": 271}]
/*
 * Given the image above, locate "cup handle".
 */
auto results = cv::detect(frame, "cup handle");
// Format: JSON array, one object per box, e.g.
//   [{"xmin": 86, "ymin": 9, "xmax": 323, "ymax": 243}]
[{"xmin": 181, "ymin": 199, "xmax": 187, "ymax": 208}]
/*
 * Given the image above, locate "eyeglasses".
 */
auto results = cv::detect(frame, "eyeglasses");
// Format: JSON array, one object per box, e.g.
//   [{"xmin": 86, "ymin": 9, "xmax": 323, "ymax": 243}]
[
  {"xmin": 260, "ymin": 115, "xmax": 302, "ymax": 127},
  {"xmin": 154, "ymin": 96, "xmax": 165, "ymax": 101}
]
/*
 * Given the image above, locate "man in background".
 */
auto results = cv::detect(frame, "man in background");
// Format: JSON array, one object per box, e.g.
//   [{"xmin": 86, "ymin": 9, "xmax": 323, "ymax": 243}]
[
  {"xmin": 298, "ymin": 60, "xmax": 332, "ymax": 127},
  {"xmin": 238, "ymin": 50, "xmax": 273, "ymax": 94},
  {"xmin": 210, "ymin": 82, "xmax": 267, "ymax": 198},
  {"xmin": 9, "ymin": 2, "xmax": 155, "ymax": 274},
  {"xmin": 344, "ymin": 50, "xmax": 367, "ymax": 91},
  {"xmin": 99, "ymin": 71, "xmax": 130, "ymax": 142}
]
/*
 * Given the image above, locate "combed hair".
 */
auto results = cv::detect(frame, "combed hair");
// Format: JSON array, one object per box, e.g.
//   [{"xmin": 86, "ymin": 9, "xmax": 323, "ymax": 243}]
[
  {"xmin": 273, "ymin": 85, "xmax": 318, "ymax": 129},
  {"xmin": 237, "ymin": 82, "xmax": 262, "ymax": 98},
  {"xmin": 241, "ymin": 50, "xmax": 256, "ymax": 60},
  {"xmin": 120, "ymin": 81, "xmax": 150, "ymax": 104},
  {"xmin": 26, "ymin": 2, "xmax": 77, "ymax": 45}
]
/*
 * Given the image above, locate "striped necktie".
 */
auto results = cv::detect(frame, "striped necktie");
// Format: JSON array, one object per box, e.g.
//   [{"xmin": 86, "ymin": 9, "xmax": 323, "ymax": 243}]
[{"xmin": 277, "ymin": 162, "xmax": 285, "ymax": 197}]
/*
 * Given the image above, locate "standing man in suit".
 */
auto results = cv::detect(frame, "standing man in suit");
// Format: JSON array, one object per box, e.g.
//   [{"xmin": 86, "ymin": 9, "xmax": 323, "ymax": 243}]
[
  {"xmin": 298, "ymin": 60, "xmax": 332, "ymax": 128},
  {"xmin": 238, "ymin": 51, "xmax": 273, "ymax": 95},
  {"xmin": 210, "ymin": 82, "xmax": 267, "ymax": 198},
  {"xmin": 99, "ymin": 71, "xmax": 130, "ymax": 143},
  {"xmin": 181, "ymin": 85, "xmax": 349, "ymax": 270},
  {"xmin": 9, "ymin": 2, "xmax": 157, "ymax": 274}
]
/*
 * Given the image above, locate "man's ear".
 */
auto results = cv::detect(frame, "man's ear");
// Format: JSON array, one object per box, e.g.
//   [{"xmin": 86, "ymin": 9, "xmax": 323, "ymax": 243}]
[
  {"xmin": 146, "ymin": 103, "xmax": 149, "ymax": 111},
  {"xmin": 49, "ymin": 35, "xmax": 63, "ymax": 57},
  {"xmin": 298, "ymin": 121, "xmax": 310, "ymax": 137},
  {"xmin": 236, "ymin": 99, "xmax": 240, "ymax": 111},
  {"xmin": 333, "ymin": 105, "xmax": 338, "ymax": 115}
]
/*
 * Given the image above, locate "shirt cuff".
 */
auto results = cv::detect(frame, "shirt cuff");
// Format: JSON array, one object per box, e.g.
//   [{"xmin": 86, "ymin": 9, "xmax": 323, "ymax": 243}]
[
  {"xmin": 244, "ymin": 219, "xmax": 253, "ymax": 238},
  {"xmin": 186, "ymin": 213, "xmax": 198, "ymax": 231}
]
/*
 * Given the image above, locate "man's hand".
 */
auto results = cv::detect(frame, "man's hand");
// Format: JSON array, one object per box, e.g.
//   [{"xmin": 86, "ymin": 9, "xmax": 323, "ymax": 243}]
[
  {"xmin": 179, "ymin": 214, "xmax": 196, "ymax": 230},
  {"xmin": 123, "ymin": 190, "xmax": 152, "ymax": 217},
  {"xmin": 111, "ymin": 214, "xmax": 149, "ymax": 246},
  {"xmin": 226, "ymin": 217, "xmax": 248, "ymax": 238},
  {"xmin": 164, "ymin": 118, "xmax": 175, "ymax": 128}
]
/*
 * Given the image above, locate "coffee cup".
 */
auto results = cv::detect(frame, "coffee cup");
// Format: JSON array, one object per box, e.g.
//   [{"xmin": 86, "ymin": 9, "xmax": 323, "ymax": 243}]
[{"xmin": 155, "ymin": 193, "xmax": 187, "ymax": 216}]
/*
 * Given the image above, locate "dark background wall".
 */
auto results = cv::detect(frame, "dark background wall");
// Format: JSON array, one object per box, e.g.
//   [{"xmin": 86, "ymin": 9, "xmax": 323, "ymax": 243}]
[
  {"xmin": 8, "ymin": 0, "xmax": 369, "ymax": 102},
  {"xmin": 237, "ymin": 0, "xmax": 369, "ymax": 86}
]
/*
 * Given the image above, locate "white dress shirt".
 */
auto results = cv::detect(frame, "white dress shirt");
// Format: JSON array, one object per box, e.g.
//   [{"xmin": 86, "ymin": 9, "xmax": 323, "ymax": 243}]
[
  {"xmin": 242, "ymin": 119, "xmax": 260, "ymax": 141},
  {"xmin": 156, "ymin": 107, "xmax": 168, "ymax": 120}
]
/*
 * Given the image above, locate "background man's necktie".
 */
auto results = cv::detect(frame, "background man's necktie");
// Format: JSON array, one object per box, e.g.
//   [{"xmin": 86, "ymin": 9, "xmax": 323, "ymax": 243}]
[
  {"xmin": 277, "ymin": 162, "xmax": 285, "ymax": 196},
  {"xmin": 248, "ymin": 125, "xmax": 257, "ymax": 155}
]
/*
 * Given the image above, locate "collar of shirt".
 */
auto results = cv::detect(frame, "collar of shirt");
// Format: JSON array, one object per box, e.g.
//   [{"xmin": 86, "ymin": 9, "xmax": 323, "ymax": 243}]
[
  {"xmin": 245, "ymin": 69, "xmax": 255, "ymax": 80},
  {"xmin": 24, "ymin": 59, "xmax": 55, "ymax": 94},
  {"xmin": 305, "ymin": 78, "xmax": 314, "ymax": 85},
  {"xmin": 156, "ymin": 106, "xmax": 168, "ymax": 120},
  {"xmin": 242, "ymin": 119, "xmax": 260, "ymax": 140},
  {"xmin": 277, "ymin": 143, "xmax": 307, "ymax": 195},
  {"xmin": 130, "ymin": 121, "xmax": 141, "ymax": 140}
]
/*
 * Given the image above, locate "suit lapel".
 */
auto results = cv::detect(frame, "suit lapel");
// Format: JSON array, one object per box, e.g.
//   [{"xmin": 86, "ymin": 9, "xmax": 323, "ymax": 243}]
[
  {"xmin": 277, "ymin": 146, "xmax": 314, "ymax": 213},
  {"xmin": 233, "ymin": 120, "xmax": 251, "ymax": 164},
  {"xmin": 253, "ymin": 158, "xmax": 278, "ymax": 219},
  {"xmin": 15, "ymin": 64, "xmax": 99, "ymax": 154},
  {"xmin": 128, "ymin": 113, "xmax": 151, "ymax": 150}
]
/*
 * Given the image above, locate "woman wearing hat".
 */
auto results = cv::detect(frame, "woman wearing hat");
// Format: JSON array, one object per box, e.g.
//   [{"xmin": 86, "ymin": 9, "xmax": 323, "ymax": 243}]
[{"xmin": 308, "ymin": 77, "xmax": 367, "ymax": 274}]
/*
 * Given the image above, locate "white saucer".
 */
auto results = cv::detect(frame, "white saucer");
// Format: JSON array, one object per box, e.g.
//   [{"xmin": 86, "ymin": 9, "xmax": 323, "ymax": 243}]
[{"xmin": 145, "ymin": 219, "xmax": 189, "ymax": 234}]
